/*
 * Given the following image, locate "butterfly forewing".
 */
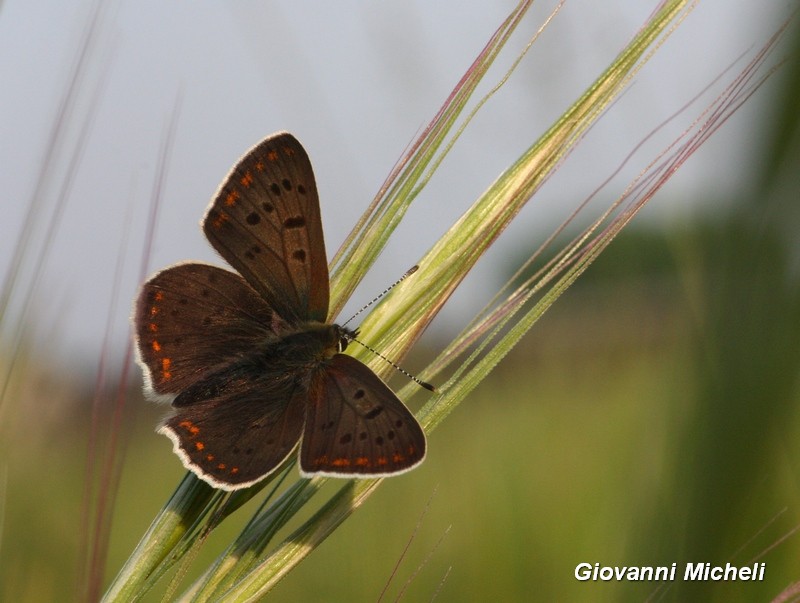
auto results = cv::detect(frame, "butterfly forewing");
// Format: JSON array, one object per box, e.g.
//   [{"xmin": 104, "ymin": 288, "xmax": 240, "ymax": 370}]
[
  {"xmin": 203, "ymin": 132, "xmax": 329, "ymax": 324},
  {"xmin": 135, "ymin": 263, "xmax": 290, "ymax": 399},
  {"xmin": 300, "ymin": 355, "xmax": 427, "ymax": 477}
]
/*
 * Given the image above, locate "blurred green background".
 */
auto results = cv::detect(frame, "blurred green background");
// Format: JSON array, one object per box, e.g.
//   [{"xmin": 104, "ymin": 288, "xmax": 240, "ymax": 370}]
[{"xmin": 3, "ymin": 4, "xmax": 800, "ymax": 602}]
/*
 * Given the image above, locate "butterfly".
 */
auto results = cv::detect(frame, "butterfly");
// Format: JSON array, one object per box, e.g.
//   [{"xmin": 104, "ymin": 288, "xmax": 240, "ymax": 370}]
[{"xmin": 134, "ymin": 132, "xmax": 426, "ymax": 490}]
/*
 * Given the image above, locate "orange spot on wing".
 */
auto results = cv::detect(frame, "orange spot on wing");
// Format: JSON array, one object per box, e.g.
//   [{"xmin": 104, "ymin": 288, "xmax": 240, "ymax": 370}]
[
  {"xmin": 217, "ymin": 463, "xmax": 227, "ymax": 470},
  {"xmin": 205, "ymin": 454, "xmax": 214, "ymax": 461},
  {"xmin": 161, "ymin": 357, "xmax": 172, "ymax": 380},
  {"xmin": 313, "ymin": 455, "xmax": 328, "ymax": 467},
  {"xmin": 211, "ymin": 211, "xmax": 229, "ymax": 229},
  {"xmin": 230, "ymin": 467, "xmax": 239, "ymax": 474},
  {"xmin": 151, "ymin": 340, "xmax": 161, "ymax": 352},
  {"xmin": 149, "ymin": 306, "xmax": 159, "ymax": 317},
  {"xmin": 376, "ymin": 456, "xmax": 388, "ymax": 466},
  {"xmin": 177, "ymin": 421, "xmax": 200, "ymax": 435},
  {"xmin": 224, "ymin": 190, "xmax": 239, "ymax": 206},
  {"xmin": 240, "ymin": 171, "xmax": 253, "ymax": 187},
  {"xmin": 148, "ymin": 323, "xmax": 158, "ymax": 333},
  {"xmin": 392, "ymin": 453, "xmax": 405, "ymax": 463},
  {"xmin": 154, "ymin": 291, "xmax": 164, "ymax": 301},
  {"xmin": 332, "ymin": 458, "xmax": 351, "ymax": 467},
  {"xmin": 195, "ymin": 441, "xmax": 205, "ymax": 451},
  {"xmin": 355, "ymin": 457, "xmax": 370, "ymax": 467},
  {"xmin": 266, "ymin": 150, "xmax": 278, "ymax": 161},
  {"xmin": 254, "ymin": 160, "xmax": 265, "ymax": 171}
]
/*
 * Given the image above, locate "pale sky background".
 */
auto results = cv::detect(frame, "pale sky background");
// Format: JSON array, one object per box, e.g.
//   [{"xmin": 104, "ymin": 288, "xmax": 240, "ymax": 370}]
[{"xmin": 0, "ymin": 0, "xmax": 791, "ymax": 371}]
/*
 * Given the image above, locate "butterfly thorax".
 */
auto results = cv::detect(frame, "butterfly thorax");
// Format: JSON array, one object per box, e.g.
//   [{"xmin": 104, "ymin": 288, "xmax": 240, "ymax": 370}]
[{"xmin": 273, "ymin": 322, "xmax": 356, "ymax": 364}]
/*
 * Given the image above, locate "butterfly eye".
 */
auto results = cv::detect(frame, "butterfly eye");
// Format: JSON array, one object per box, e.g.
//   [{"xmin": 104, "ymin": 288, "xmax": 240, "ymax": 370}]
[{"xmin": 338, "ymin": 337, "xmax": 350, "ymax": 353}]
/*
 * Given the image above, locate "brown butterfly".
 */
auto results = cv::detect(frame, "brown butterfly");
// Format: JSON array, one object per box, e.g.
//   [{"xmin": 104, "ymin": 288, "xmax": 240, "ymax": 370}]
[{"xmin": 134, "ymin": 132, "xmax": 426, "ymax": 490}]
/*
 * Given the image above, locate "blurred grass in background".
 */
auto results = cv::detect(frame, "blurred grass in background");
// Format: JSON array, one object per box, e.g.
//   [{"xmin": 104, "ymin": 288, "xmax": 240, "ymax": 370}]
[
  {"xmin": 3, "ymin": 10, "xmax": 800, "ymax": 603},
  {"xmin": 2, "ymin": 274, "xmax": 699, "ymax": 602}
]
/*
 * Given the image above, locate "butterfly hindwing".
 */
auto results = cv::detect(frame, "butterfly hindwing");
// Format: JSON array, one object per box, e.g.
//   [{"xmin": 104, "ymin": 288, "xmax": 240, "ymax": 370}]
[
  {"xmin": 159, "ymin": 372, "xmax": 308, "ymax": 490},
  {"xmin": 134, "ymin": 262, "xmax": 290, "ymax": 400},
  {"xmin": 300, "ymin": 354, "xmax": 427, "ymax": 477},
  {"xmin": 202, "ymin": 132, "xmax": 329, "ymax": 324}
]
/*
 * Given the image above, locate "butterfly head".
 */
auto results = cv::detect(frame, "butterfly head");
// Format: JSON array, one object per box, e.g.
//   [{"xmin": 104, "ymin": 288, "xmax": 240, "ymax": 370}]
[{"xmin": 334, "ymin": 325, "xmax": 359, "ymax": 353}]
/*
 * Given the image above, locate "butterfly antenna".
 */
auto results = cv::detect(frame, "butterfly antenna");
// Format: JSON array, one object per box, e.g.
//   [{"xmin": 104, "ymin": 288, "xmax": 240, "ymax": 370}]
[
  {"xmin": 342, "ymin": 265, "xmax": 437, "ymax": 392},
  {"xmin": 349, "ymin": 336, "xmax": 437, "ymax": 393},
  {"xmin": 341, "ymin": 265, "xmax": 419, "ymax": 329}
]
